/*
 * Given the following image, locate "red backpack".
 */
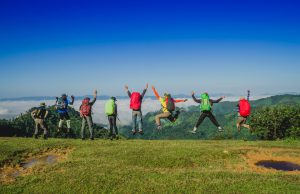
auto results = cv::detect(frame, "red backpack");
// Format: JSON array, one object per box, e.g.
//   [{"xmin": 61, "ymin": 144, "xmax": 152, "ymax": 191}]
[
  {"xmin": 81, "ymin": 98, "xmax": 92, "ymax": 116},
  {"xmin": 239, "ymin": 99, "xmax": 251, "ymax": 117},
  {"xmin": 130, "ymin": 92, "xmax": 142, "ymax": 110}
]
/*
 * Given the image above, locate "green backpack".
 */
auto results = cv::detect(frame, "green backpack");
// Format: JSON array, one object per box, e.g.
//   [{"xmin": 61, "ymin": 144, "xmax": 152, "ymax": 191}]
[
  {"xmin": 105, "ymin": 99, "xmax": 115, "ymax": 115},
  {"xmin": 200, "ymin": 93, "xmax": 211, "ymax": 111}
]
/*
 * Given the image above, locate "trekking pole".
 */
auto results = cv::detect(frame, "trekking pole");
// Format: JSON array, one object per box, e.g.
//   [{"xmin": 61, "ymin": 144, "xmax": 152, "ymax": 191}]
[{"xmin": 247, "ymin": 90, "xmax": 250, "ymax": 101}]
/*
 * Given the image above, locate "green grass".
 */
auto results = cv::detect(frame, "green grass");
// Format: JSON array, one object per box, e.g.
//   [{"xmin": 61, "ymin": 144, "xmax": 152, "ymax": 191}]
[{"xmin": 0, "ymin": 138, "xmax": 300, "ymax": 193}]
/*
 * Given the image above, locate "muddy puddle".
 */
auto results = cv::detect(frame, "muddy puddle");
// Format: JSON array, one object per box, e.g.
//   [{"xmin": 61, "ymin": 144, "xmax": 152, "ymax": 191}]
[
  {"xmin": 237, "ymin": 147, "xmax": 300, "ymax": 174},
  {"xmin": 0, "ymin": 148, "xmax": 70, "ymax": 184},
  {"xmin": 255, "ymin": 160, "xmax": 300, "ymax": 171}
]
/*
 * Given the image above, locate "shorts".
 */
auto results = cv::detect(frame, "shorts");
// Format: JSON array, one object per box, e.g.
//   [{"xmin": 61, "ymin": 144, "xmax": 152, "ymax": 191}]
[
  {"xmin": 237, "ymin": 116, "xmax": 247, "ymax": 125},
  {"xmin": 59, "ymin": 112, "xmax": 70, "ymax": 120}
]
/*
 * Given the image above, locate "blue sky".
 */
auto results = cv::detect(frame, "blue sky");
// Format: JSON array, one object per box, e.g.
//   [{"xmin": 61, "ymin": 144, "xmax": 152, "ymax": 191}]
[{"xmin": 0, "ymin": 0, "xmax": 299, "ymax": 98}]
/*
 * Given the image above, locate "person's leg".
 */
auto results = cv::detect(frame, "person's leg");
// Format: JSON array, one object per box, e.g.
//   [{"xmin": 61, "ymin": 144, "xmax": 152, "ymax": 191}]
[
  {"xmin": 137, "ymin": 111, "xmax": 143, "ymax": 133},
  {"xmin": 207, "ymin": 112, "xmax": 223, "ymax": 131},
  {"xmin": 34, "ymin": 119, "xmax": 39, "ymax": 138},
  {"xmin": 114, "ymin": 116, "xmax": 118, "ymax": 137},
  {"xmin": 65, "ymin": 113, "xmax": 71, "ymax": 133},
  {"xmin": 39, "ymin": 119, "xmax": 48, "ymax": 139},
  {"xmin": 81, "ymin": 117, "xmax": 86, "ymax": 139},
  {"xmin": 155, "ymin": 112, "xmax": 171, "ymax": 128},
  {"xmin": 236, "ymin": 116, "xmax": 245, "ymax": 132},
  {"xmin": 86, "ymin": 116, "xmax": 94, "ymax": 139},
  {"xmin": 132, "ymin": 111, "xmax": 137, "ymax": 133},
  {"xmin": 108, "ymin": 116, "xmax": 113, "ymax": 138},
  {"xmin": 190, "ymin": 112, "xmax": 207, "ymax": 133},
  {"xmin": 58, "ymin": 113, "xmax": 64, "ymax": 132}
]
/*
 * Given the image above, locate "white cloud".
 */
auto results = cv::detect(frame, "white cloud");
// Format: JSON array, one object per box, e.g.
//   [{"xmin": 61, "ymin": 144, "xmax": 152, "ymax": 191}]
[{"xmin": 0, "ymin": 95, "xmax": 270, "ymax": 124}]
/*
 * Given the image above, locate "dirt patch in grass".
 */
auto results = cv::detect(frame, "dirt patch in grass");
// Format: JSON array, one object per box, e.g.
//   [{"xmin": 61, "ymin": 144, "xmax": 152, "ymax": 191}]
[
  {"xmin": 0, "ymin": 148, "xmax": 72, "ymax": 184},
  {"xmin": 233, "ymin": 147, "xmax": 300, "ymax": 174}
]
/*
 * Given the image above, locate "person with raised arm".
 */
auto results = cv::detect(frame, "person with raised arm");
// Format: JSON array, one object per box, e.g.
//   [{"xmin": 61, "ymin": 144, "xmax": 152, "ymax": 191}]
[{"xmin": 152, "ymin": 86, "xmax": 188, "ymax": 130}]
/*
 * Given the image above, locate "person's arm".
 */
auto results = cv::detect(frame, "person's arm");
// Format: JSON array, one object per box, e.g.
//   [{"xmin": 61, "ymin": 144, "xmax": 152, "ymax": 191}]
[
  {"xmin": 90, "ymin": 90, "xmax": 97, "ymax": 105},
  {"xmin": 152, "ymin": 86, "xmax": 160, "ymax": 100},
  {"xmin": 210, "ymin": 96, "xmax": 225, "ymax": 103},
  {"xmin": 44, "ymin": 110, "xmax": 49, "ymax": 119},
  {"xmin": 31, "ymin": 110, "xmax": 37, "ymax": 119},
  {"xmin": 125, "ymin": 85, "xmax": 131, "ymax": 97},
  {"xmin": 141, "ymin": 83, "xmax": 148, "ymax": 99},
  {"xmin": 174, "ymin": 99, "xmax": 188, "ymax": 103},
  {"xmin": 70, "ymin": 95, "xmax": 75, "ymax": 105},
  {"xmin": 191, "ymin": 92, "xmax": 201, "ymax": 103}
]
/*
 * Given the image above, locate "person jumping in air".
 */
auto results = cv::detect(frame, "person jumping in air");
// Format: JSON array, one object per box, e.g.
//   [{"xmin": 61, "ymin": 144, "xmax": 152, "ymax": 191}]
[
  {"xmin": 236, "ymin": 90, "xmax": 252, "ymax": 132},
  {"xmin": 79, "ymin": 90, "xmax": 97, "ymax": 140},
  {"xmin": 125, "ymin": 84, "xmax": 148, "ymax": 135},
  {"xmin": 55, "ymin": 93, "xmax": 75, "ymax": 136},
  {"xmin": 31, "ymin": 102, "xmax": 49, "ymax": 139},
  {"xmin": 152, "ymin": 86, "xmax": 188, "ymax": 130},
  {"xmin": 105, "ymin": 97, "xmax": 119, "ymax": 140},
  {"xmin": 190, "ymin": 92, "xmax": 225, "ymax": 134}
]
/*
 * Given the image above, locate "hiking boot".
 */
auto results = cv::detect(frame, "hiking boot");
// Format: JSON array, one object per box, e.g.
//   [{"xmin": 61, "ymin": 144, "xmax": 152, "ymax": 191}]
[
  {"xmin": 218, "ymin": 127, "xmax": 224, "ymax": 132},
  {"xmin": 132, "ymin": 130, "xmax": 137, "ymax": 135},
  {"xmin": 157, "ymin": 125, "xmax": 162, "ymax": 130},
  {"xmin": 82, "ymin": 138, "xmax": 85, "ymax": 140},
  {"xmin": 43, "ymin": 135, "xmax": 48, "ymax": 140},
  {"xmin": 34, "ymin": 134, "xmax": 38, "ymax": 139},
  {"xmin": 115, "ymin": 135, "xmax": 119, "ymax": 140},
  {"xmin": 90, "ymin": 137, "xmax": 94, "ymax": 141}
]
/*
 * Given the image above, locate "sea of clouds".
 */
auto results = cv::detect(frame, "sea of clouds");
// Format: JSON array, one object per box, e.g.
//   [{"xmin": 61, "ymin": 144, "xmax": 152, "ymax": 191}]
[{"xmin": 0, "ymin": 95, "xmax": 269, "ymax": 125}]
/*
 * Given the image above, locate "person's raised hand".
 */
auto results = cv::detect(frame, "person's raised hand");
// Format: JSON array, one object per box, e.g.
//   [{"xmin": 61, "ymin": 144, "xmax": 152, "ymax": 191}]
[
  {"xmin": 221, "ymin": 96, "xmax": 225, "ymax": 99},
  {"xmin": 71, "ymin": 95, "xmax": 75, "ymax": 99},
  {"xmin": 184, "ymin": 99, "xmax": 188, "ymax": 102},
  {"xmin": 125, "ymin": 85, "xmax": 129, "ymax": 91},
  {"xmin": 93, "ymin": 90, "xmax": 98, "ymax": 97},
  {"xmin": 146, "ymin": 83, "xmax": 149, "ymax": 89},
  {"xmin": 191, "ymin": 91, "xmax": 195, "ymax": 96},
  {"xmin": 152, "ymin": 86, "xmax": 155, "ymax": 90}
]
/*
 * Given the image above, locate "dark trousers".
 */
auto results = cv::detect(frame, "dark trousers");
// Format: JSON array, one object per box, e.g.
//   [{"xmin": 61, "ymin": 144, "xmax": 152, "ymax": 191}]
[
  {"xmin": 195, "ymin": 111, "xmax": 220, "ymax": 128},
  {"xmin": 108, "ymin": 116, "xmax": 118, "ymax": 136}
]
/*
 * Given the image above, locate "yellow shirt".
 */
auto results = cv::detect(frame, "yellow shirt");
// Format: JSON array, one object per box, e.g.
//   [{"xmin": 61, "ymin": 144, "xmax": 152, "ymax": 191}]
[{"xmin": 159, "ymin": 97, "xmax": 168, "ymax": 112}]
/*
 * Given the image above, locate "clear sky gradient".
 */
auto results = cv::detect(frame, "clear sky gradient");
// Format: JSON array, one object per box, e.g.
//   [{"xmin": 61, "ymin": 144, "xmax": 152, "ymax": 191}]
[{"xmin": 0, "ymin": 0, "xmax": 299, "ymax": 98}]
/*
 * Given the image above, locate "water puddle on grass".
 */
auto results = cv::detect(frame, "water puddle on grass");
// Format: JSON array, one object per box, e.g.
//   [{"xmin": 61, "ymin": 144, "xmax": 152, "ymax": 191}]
[
  {"xmin": 255, "ymin": 160, "xmax": 300, "ymax": 171},
  {"xmin": 0, "ymin": 149, "xmax": 70, "ymax": 184}
]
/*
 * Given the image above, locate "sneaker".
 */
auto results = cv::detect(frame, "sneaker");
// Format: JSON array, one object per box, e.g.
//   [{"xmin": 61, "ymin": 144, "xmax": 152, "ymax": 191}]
[
  {"xmin": 43, "ymin": 135, "xmax": 48, "ymax": 140},
  {"xmin": 132, "ymin": 130, "xmax": 137, "ymax": 135},
  {"xmin": 157, "ymin": 125, "xmax": 162, "ymax": 130},
  {"xmin": 218, "ymin": 127, "xmax": 224, "ymax": 132},
  {"xmin": 34, "ymin": 134, "xmax": 38, "ymax": 139},
  {"xmin": 189, "ymin": 130, "xmax": 197, "ymax": 134},
  {"xmin": 90, "ymin": 137, "xmax": 94, "ymax": 141},
  {"xmin": 138, "ymin": 130, "xmax": 144, "ymax": 135}
]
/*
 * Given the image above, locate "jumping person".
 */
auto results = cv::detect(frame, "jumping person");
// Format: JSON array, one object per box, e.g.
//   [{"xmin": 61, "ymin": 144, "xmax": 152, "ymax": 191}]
[
  {"xmin": 31, "ymin": 102, "xmax": 49, "ymax": 139},
  {"xmin": 55, "ymin": 93, "xmax": 75, "ymax": 136},
  {"xmin": 236, "ymin": 91, "xmax": 251, "ymax": 132},
  {"xmin": 79, "ymin": 90, "xmax": 97, "ymax": 140},
  {"xmin": 125, "ymin": 84, "xmax": 148, "ymax": 135},
  {"xmin": 105, "ymin": 97, "xmax": 119, "ymax": 140},
  {"xmin": 190, "ymin": 92, "xmax": 225, "ymax": 134},
  {"xmin": 152, "ymin": 86, "xmax": 188, "ymax": 130}
]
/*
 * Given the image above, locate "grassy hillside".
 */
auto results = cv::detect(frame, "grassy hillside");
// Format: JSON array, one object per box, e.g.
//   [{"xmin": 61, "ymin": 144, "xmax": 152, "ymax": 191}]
[{"xmin": 0, "ymin": 138, "xmax": 299, "ymax": 193}]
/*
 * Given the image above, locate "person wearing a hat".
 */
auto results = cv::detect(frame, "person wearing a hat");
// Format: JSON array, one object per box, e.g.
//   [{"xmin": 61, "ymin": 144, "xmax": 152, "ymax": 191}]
[
  {"xmin": 31, "ymin": 102, "xmax": 49, "ymax": 139},
  {"xmin": 55, "ymin": 93, "xmax": 75, "ymax": 136}
]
